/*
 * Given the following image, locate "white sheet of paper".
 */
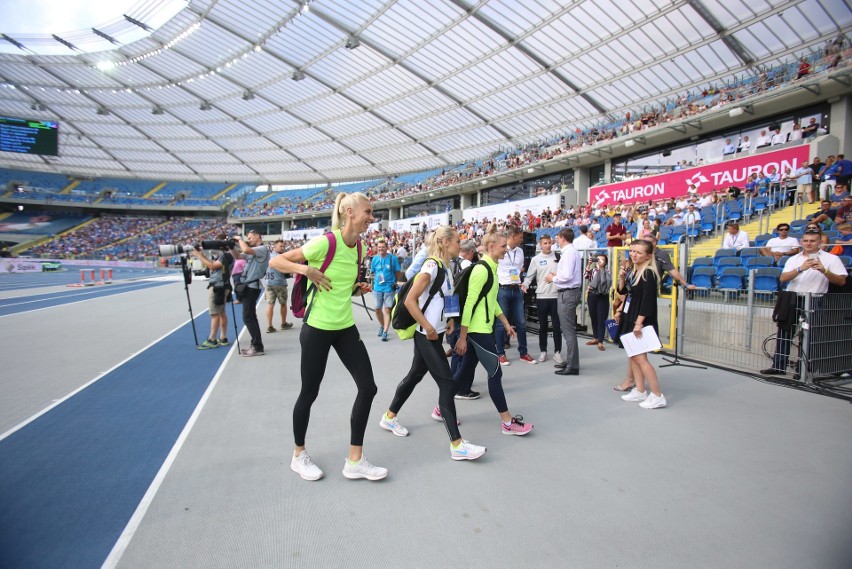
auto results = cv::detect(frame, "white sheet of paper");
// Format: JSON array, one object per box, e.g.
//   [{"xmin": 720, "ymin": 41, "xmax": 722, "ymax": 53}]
[{"xmin": 620, "ymin": 326, "xmax": 662, "ymax": 357}]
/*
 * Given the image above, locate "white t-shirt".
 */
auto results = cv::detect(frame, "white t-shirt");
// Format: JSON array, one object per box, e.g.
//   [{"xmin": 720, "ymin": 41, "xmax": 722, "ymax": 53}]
[
  {"xmin": 784, "ymin": 252, "xmax": 845, "ymax": 294},
  {"xmin": 416, "ymin": 258, "xmax": 453, "ymax": 335},
  {"xmin": 764, "ymin": 236, "xmax": 799, "ymax": 253}
]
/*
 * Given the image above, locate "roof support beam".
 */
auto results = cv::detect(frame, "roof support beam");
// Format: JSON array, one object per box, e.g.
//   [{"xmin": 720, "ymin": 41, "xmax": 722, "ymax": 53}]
[
  {"xmin": 687, "ymin": 0, "xmax": 755, "ymax": 67},
  {"xmin": 445, "ymin": 0, "xmax": 607, "ymax": 115}
]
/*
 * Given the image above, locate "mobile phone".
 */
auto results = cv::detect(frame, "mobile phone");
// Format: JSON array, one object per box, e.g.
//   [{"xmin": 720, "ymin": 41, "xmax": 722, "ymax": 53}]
[{"xmin": 808, "ymin": 253, "xmax": 819, "ymax": 260}]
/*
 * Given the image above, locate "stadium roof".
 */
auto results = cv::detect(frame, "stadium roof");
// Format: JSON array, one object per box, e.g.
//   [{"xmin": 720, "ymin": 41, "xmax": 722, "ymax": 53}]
[{"xmin": 0, "ymin": 0, "xmax": 848, "ymax": 184}]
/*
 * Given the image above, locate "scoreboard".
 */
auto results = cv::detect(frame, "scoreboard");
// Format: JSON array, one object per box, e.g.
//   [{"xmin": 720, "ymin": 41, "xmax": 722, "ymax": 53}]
[{"xmin": 0, "ymin": 116, "xmax": 59, "ymax": 156}]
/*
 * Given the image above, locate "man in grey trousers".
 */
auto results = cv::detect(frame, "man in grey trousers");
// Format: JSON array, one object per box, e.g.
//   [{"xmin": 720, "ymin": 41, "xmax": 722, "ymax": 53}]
[{"xmin": 544, "ymin": 227, "xmax": 582, "ymax": 376}]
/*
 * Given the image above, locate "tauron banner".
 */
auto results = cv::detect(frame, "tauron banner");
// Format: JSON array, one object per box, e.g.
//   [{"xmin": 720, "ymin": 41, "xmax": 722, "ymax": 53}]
[{"xmin": 590, "ymin": 146, "xmax": 810, "ymax": 206}]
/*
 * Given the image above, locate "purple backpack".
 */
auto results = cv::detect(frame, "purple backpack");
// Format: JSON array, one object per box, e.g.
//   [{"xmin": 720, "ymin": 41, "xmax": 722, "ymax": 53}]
[{"xmin": 290, "ymin": 232, "xmax": 362, "ymax": 320}]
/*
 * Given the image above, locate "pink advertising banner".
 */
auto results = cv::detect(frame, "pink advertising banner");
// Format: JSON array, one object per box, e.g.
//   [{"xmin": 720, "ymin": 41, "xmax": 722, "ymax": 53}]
[{"xmin": 589, "ymin": 146, "xmax": 811, "ymax": 206}]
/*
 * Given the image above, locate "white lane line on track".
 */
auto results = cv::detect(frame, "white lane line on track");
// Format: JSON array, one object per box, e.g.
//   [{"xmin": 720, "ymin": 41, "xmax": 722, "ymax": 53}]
[
  {"xmin": 0, "ymin": 281, "xmax": 176, "ymax": 318},
  {"xmin": 101, "ymin": 333, "xmax": 244, "ymax": 569},
  {"xmin": 0, "ymin": 282, "xmax": 153, "ymax": 307},
  {"xmin": 0, "ymin": 311, "xmax": 211, "ymax": 443}
]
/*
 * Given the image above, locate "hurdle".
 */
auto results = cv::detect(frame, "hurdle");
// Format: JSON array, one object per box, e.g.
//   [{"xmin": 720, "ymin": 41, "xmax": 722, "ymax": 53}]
[{"xmin": 66, "ymin": 269, "xmax": 112, "ymax": 287}]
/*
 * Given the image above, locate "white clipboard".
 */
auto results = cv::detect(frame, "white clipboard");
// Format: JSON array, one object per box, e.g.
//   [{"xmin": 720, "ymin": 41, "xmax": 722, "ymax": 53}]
[{"xmin": 619, "ymin": 326, "xmax": 662, "ymax": 357}]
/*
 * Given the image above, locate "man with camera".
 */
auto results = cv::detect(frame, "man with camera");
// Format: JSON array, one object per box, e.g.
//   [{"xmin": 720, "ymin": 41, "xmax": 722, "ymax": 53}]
[
  {"xmin": 190, "ymin": 234, "xmax": 235, "ymax": 350},
  {"xmin": 235, "ymin": 230, "xmax": 270, "ymax": 357}
]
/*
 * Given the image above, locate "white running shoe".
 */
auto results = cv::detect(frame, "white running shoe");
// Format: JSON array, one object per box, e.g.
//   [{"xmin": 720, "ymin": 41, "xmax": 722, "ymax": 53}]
[
  {"xmin": 342, "ymin": 457, "xmax": 388, "ymax": 481},
  {"xmin": 451, "ymin": 440, "xmax": 487, "ymax": 461},
  {"xmin": 538, "ymin": 352, "xmax": 548, "ymax": 363},
  {"xmin": 639, "ymin": 393, "xmax": 667, "ymax": 409},
  {"xmin": 379, "ymin": 413, "xmax": 409, "ymax": 437},
  {"xmin": 621, "ymin": 388, "xmax": 648, "ymax": 402},
  {"xmin": 553, "ymin": 352, "xmax": 564, "ymax": 365},
  {"xmin": 291, "ymin": 451, "xmax": 323, "ymax": 481}
]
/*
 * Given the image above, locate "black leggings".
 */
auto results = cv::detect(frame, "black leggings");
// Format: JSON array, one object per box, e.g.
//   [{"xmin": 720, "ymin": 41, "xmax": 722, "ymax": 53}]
[
  {"xmin": 453, "ymin": 332, "xmax": 508, "ymax": 414},
  {"xmin": 388, "ymin": 332, "xmax": 461, "ymax": 441},
  {"xmin": 294, "ymin": 324, "xmax": 377, "ymax": 447}
]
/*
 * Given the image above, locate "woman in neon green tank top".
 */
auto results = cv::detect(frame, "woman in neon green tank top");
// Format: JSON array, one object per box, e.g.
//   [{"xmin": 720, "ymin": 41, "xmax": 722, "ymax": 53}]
[{"xmin": 270, "ymin": 192, "xmax": 387, "ymax": 482}]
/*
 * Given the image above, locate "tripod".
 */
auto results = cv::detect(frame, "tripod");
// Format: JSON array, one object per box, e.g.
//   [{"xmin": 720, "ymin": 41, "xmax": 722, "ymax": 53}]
[{"xmin": 180, "ymin": 256, "xmax": 200, "ymax": 346}]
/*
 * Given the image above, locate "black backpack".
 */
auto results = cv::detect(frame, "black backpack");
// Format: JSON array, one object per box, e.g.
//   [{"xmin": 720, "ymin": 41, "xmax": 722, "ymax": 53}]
[
  {"xmin": 454, "ymin": 260, "xmax": 494, "ymax": 323},
  {"xmin": 391, "ymin": 257, "xmax": 446, "ymax": 339}
]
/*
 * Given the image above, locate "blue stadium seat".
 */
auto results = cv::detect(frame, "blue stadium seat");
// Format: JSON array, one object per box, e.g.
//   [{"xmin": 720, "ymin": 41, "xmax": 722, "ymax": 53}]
[
  {"xmin": 754, "ymin": 233, "xmax": 773, "ymax": 247},
  {"xmin": 838, "ymin": 255, "xmax": 852, "ymax": 269},
  {"xmin": 744, "ymin": 256, "xmax": 773, "ymax": 270},
  {"xmin": 753, "ymin": 267, "xmax": 782, "ymax": 293},
  {"xmin": 717, "ymin": 266, "xmax": 747, "ymax": 291},
  {"xmin": 714, "ymin": 248, "xmax": 736, "ymax": 262},
  {"xmin": 776, "ymin": 255, "xmax": 792, "ymax": 268},
  {"xmin": 738, "ymin": 247, "xmax": 761, "ymax": 258},
  {"xmin": 717, "ymin": 257, "xmax": 742, "ymax": 269},
  {"xmin": 691, "ymin": 267, "xmax": 715, "ymax": 290},
  {"xmin": 790, "ymin": 219, "xmax": 809, "ymax": 232},
  {"xmin": 691, "ymin": 256, "xmax": 714, "ymax": 268}
]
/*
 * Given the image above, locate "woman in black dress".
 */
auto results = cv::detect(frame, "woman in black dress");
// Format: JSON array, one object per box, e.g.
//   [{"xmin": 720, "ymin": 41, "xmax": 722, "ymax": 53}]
[{"xmin": 613, "ymin": 240, "xmax": 666, "ymax": 409}]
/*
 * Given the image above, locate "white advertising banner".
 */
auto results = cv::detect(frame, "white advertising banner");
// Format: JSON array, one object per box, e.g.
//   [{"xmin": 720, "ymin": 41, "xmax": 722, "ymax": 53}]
[
  {"xmin": 0, "ymin": 258, "xmax": 43, "ymax": 273},
  {"xmin": 282, "ymin": 228, "xmax": 327, "ymax": 241},
  {"xmin": 462, "ymin": 194, "xmax": 561, "ymax": 222},
  {"xmin": 389, "ymin": 213, "xmax": 449, "ymax": 233}
]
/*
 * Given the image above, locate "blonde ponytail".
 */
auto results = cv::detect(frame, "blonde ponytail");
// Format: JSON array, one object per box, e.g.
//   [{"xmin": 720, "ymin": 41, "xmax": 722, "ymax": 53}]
[{"xmin": 330, "ymin": 191, "xmax": 370, "ymax": 230}]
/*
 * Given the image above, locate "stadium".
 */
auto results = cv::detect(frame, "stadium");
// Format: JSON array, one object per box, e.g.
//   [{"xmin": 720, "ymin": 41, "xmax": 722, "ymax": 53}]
[{"xmin": 1, "ymin": 1, "xmax": 851, "ymax": 567}]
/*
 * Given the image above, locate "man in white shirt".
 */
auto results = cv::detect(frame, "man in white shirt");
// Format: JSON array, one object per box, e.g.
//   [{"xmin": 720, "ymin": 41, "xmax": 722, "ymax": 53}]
[
  {"xmin": 760, "ymin": 223, "xmax": 800, "ymax": 262},
  {"xmin": 761, "ymin": 230, "xmax": 847, "ymax": 375},
  {"xmin": 682, "ymin": 204, "xmax": 700, "ymax": 226},
  {"xmin": 770, "ymin": 128, "xmax": 786, "ymax": 146},
  {"xmin": 544, "ymin": 228, "xmax": 582, "ymax": 376},
  {"xmin": 495, "ymin": 226, "xmax": 535, "ymax": 365},
  {"xmin": 522, "ymin": 235, "xmax": 563, "ymax": 364},
  {"xmin": 722, "ymin": 223, "xmax": 749, "ymax": 250},
  {"xmin": 755, "ymin": 130, "xmax": 771, "ymax": 149},
  {"xmin": 738, "ymin": 136, "xmax": 751, "ymax": 153},
  {"xmin": 573, "ymin": 225, "xmax": 597, "ymax": 250}
]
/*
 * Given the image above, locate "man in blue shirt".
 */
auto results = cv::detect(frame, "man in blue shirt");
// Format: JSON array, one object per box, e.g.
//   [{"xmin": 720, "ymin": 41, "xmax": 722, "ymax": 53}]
[{"xmin": 370, "ymin": 240, "xmax": 401, "ymax": 341}]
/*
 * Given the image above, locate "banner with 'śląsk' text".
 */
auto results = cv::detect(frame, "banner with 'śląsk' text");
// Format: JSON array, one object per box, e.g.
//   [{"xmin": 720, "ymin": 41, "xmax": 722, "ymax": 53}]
[{"xmin": 589, "ymin": 146, "xmax": 810, "ymax": 207}]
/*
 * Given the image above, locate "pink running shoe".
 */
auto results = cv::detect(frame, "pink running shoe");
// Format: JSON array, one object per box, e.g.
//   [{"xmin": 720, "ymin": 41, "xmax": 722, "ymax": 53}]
[
  {"xmin": 431, "ymin": 406, "xmax": 461, "ymax": 426},
  {"xmin": 501, "ymin": 414, "xmax": 533, "ymax": 436}
]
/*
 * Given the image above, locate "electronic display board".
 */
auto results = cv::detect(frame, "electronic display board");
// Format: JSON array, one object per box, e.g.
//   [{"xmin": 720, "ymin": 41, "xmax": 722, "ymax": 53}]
[{"xmin": 0, "ymin": 116, "xmax": 59, "ymax": 156}]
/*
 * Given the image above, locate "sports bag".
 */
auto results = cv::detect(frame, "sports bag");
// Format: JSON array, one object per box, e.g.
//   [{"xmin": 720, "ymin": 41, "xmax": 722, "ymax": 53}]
[
  {"xmin": 454, "ymin": 260, "xmax": 494, "ymax": 323},
  {"xmin": 391, "ymin": 258, "xmax": 445, "ymax": 340}
]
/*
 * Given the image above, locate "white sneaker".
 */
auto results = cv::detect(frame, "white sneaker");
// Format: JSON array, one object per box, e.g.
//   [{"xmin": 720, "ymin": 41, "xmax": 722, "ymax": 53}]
[
  {"xmin": 291, "ymin": 450, "xmax": 323, "ymax": 481},
  {"xmin": 379, "ymin": 413, "xmax": 409, "ymax": 437},
  {"xmin": 621, "ymin": 388, "xmax": 648, "ymax": 402},
  {"xmin": 538, "ymin": 352, "xmax": 548, "ymax": 363},
  {"xmin": 553, "ymin": 352, "xmax": 564, "ymax": 365},
  {"xmin": 639, "ymin": 393, "xmax": 667, "ymax": 409},
  {"xmin": 451, "ymin": 440, "xmax": 487, "ymax": 461},
  {"xmin": 342, "ymin": 457, "xmax": 388, "ymax": 481}
]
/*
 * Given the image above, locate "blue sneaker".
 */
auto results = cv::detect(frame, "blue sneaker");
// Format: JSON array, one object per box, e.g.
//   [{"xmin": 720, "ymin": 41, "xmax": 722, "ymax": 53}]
[
  {"xmin": 381, "ymin": 331, "xmax": 388, "ymax": 342},
  {"xmin": 378, "ymin": 327, "xmax": 384, "ymax": 337}
]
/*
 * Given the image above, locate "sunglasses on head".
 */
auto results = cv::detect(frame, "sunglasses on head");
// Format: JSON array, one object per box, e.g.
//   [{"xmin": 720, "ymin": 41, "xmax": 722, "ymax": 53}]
[{"xmin": 804, "ymin": 229, "xmax": 821, "ymax": 234}]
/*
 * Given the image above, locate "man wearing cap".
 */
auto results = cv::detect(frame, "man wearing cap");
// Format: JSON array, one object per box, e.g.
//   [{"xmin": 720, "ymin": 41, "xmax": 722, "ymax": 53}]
[
  {"xmin": 722, "ymin": 223, "xmax": 749, "ymax": 251},
  {"xmin": 760, "ymin": 224, "xmax": 800, "ymax": 262},
  {"xmin": 605, "ymin": 213, "xmax": 628, "ymax": 248},
  {"xmin": 236, "ymin": 230, "xmax": 270, "ymax": 357}
]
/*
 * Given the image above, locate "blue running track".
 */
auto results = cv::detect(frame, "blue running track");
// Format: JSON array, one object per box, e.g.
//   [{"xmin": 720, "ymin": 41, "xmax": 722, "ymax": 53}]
[
  {"xmin": 0, "ymin": 308, "xmax": 244, "ymax": 569},
  {"xmin": 0, "ymin": 280, "xmax": 175, "ymax": 317}
]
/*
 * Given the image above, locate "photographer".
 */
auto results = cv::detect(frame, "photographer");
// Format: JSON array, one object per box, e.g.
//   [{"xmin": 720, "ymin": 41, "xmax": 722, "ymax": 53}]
[
  {"xmin": 235, "ymin": 230, "xmax": 270, "ymax": 357},
  {"xmin": 190, "ymin": 234, "xmax": 234, "ymax": 350}
]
